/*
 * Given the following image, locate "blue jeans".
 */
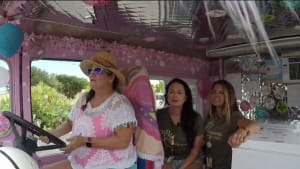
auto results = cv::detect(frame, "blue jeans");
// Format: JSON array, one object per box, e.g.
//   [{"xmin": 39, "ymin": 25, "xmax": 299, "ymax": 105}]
[
  {"xmin": 109, "ymin": 162, "xmax": 137, "ymax": 169},
  {"xmin": 165, "ymin": 156, "xmax": 203, "ymax": 169}
]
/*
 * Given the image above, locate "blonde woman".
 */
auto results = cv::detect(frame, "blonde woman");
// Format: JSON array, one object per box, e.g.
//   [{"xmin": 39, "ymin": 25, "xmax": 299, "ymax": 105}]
[{"xmin": 205, "ymin": 80, "xmax": 260, "ymax": 169}]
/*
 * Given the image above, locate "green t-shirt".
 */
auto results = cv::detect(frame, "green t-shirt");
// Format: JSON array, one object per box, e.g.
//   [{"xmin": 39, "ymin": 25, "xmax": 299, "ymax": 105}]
[
  {"xmin": 156, "ymin": 107, "xmax": 204, "ymax": 159},
  {"xmin": 204, "ymin": 111, "xmax": 243, "ymax": 169}
]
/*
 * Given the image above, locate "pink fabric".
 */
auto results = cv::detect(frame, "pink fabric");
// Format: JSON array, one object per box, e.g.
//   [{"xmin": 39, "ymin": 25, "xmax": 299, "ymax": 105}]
[
  {"xmin": 82, "ymin": 0, "xmax": 109, "ymax": 6},
  {"xmin": 123, "ymin": 66, "xmax": 164, "ymax": 168},
  {"xmin": 125, "ymin": 76, "xmax": 160, "ymax": 140},
  {"xmin": 72, "ymin": 109, "xmax": 121, "ymax": 168}
]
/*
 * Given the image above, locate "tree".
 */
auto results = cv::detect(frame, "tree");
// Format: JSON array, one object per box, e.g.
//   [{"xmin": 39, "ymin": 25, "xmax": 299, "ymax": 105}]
[
  {"xmin": 56, "ymin": 74, "xmax": 89, "ymax": 98},
  {"xmin": 151, "ymin": 80, "xmax": 164, "ymax": 93},
  {"xmin": 0, "ymin": 94, "xmax": 10, "ymax": 112},
  {"xmin": 31, "ymin": 82, "xmax": 72, "ymax": 130},
  {"xmin": 31, "ymin": 67, "xmax": 61, "ymax": 89},
  {"xmin": 31, "ymin": 66, "xmax": 89, "ymax": 99}
]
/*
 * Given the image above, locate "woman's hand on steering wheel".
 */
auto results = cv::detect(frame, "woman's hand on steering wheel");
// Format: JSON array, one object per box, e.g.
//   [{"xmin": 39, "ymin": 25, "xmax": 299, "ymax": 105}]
[{"xmin": 39, "ymin": 136, "xmax": 50, "ymax": 144}]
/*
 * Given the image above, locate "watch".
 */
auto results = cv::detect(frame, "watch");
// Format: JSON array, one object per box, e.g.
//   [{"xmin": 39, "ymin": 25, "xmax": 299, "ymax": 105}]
[{"xmin": 86, "ymin": 137, "xmax": 92, "ymax": 148}]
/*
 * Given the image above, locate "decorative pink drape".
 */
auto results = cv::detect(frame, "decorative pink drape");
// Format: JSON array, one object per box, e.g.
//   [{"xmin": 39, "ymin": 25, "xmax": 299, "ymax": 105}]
[
  {"xmin": 122, "ymin": 66, "xmax": 164, "ymax": 169},
  {"xmin": 82, "ymin": 0, "xmax": 109, "ymax": 6}
]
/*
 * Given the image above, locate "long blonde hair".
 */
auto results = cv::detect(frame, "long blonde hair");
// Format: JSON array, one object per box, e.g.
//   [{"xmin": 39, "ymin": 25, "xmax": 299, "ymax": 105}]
[{"xmin": 208, "ymin": 80, "xmax": 238, "ymax": 123}]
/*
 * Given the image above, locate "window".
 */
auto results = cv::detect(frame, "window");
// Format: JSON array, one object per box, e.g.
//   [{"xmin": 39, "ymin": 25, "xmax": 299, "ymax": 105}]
[
  {"xmin": 150, "ymin": 79, "xmax": 166, "ymax": 109},
  {"xmin": 0, "ymin": 59, "xmax": 10, "ymax": 111},
  {"xmin": 30, "ymin": 60, "xmax": 89, "ymax": 130},
  {"xmin": 187, "ymin": 81, "xmax": 201, "ymax": 113}
]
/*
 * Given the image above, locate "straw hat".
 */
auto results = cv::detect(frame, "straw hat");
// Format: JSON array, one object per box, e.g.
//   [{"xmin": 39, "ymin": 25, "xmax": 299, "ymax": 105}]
[{"xmin": 80, "ymin": 51, "xmax": 125, "ymax": 92}]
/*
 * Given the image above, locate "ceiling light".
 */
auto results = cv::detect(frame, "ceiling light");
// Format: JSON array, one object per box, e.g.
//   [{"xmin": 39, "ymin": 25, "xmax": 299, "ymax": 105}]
[
  {"xmin": 199, "ymin": 37, "xmax": 209, "ymax": 43},
  {"xmin": 176, "ymin": 27, "xmax": 192, "ymax": 35},
  {"xmin": 294, "ymin": 25, "xmax": 300, "ymax": 30},
  {"xmin": 206, "ymin": 9, "xmax": 227, "ymax": 18},
  {"xmin": 143, "ymin": 36, "xmax": 164, "ymax": 42},
  {"xmin": 226, "ymin": 34, "xmax": 243, "ymax": 40},
  {"xmin": 143, "ymin": 37, "xmax": 157, "ymax": 42}
]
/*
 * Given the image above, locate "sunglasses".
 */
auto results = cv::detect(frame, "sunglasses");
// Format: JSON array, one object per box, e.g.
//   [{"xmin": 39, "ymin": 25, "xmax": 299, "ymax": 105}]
[{"xmin": 87, "ymin": 67, "xmax": 112, "ymax": 75}]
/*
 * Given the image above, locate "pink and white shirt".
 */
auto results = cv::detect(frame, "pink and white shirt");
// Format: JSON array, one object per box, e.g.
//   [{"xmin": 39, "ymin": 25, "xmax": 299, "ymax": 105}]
[{"xmin": 68, "ymin": 92, "xmax": 137, "ymax": 169}]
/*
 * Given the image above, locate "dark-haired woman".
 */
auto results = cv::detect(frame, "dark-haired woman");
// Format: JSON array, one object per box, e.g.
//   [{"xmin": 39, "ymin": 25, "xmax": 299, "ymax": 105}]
[{"xmin": 156, "ymin": 78, "xmax": 204, "ymax": 169}]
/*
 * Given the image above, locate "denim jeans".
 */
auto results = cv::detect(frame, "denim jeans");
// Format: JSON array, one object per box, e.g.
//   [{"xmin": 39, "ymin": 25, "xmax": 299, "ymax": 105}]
[
  {"xmin": 165, "ymin": 156, "xmax": 203, "ymax": 169},
  {"xmin": 109, "ymin": 162, "xmax": 137, "ymax": 169}
]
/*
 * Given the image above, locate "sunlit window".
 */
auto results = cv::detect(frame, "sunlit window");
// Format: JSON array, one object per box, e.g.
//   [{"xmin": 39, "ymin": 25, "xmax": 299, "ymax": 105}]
[
  {"xmin": 150, "ymin": 79, "xmax": 166, "ymax": 110},
  {"xmin": 30, "ymin": 60, "xmax": 89, "ymax": 130},
  {"xmin": 188, "ymin": 82, "xmax": 201, "ymax": 113},
  {"xmin": 0, "ymin": 60, "xmax": 10, "ymax": 112}
]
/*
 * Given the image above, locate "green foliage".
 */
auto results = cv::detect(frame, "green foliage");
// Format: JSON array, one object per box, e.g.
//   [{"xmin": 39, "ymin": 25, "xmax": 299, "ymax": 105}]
[
  {"xmin": 30, "ymin": 66, "xmax": 89, "ymax": 129},
  {"xmin": 31, "ymin": 82, "xmax": 72, "ymax": 130},
  {"xmin": 151, "ymin": 80, "xmax": 164, "ymax": 93},
  {"xmin": 0, "ymin": 94, "xmax": 10, "ymax": 112},
  {"xmin": 31, "ymin": 67, "xmax": 61, "ymax": 89},
  {"xmin": 56, "ymin": 74, "xmax": 89, "ymax": 98},
  {"xmin": 31, "ymin": 66, "xmax": 89, "ymax": 99}
]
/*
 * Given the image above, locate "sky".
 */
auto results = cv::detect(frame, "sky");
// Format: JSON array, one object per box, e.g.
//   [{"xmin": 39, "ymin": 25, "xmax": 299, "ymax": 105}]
[
  {"xmin": 1, "ymin": 59, "xmax": 87, "ymax": 79},
  {"xmin": 1, "ymin": 59, "xmax": 90, "ymax": 93},
  {"xmin": 0, "ymin": 60, "xmax": 8, "ymax": 69},
  {"xmin": 31, "ymin": 60, "xmax": 88, "ymax": 79},
  {"xmin": 0, "ymin": 60, "xmax": 9, "ymax": 93},
  {"xmin": 31, "ymin": 60, "xmax": 161, "ymax": 84},
  {"xmin": 0, "ymin": 59, "xmax": 161, "ymax": 89}
]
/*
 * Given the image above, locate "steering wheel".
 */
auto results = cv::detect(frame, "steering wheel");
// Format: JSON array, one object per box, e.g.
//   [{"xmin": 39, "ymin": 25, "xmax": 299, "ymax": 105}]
[{"xmin": 2, "ymin": 111, "xmax": 66, "ymax": 155}]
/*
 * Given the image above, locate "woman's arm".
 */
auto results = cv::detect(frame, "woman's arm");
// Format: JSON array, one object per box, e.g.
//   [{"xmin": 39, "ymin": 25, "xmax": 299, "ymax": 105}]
[
  {"xmin": 88, "ymin": 125, "xmax": 135, "ymax": 149},
  {"xmin": 51, "ymin": 119, "xmax": 73, "ymax": 137},
  {"xmin": 178, "ymin": 135, "xmax": 204, "ymax": 169},
  {"xmin": 61, "ymin": 124, "xmax": 135, "ymax": 153},
  {"xmin": 237, "ymin": 117, "xmax": 261, "ymax": 135},
  {"xmin": 228, "ymin": 117, "xmax": 260, "ymax": 147},
  {"xmin": 40, "ymin": 119, "xmax": 72, "ymax": 144}
]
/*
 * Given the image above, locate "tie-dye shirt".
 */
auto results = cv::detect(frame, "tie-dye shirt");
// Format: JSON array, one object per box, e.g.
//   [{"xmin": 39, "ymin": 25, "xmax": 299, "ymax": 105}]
[{"xmin": 68, "ymin": 92, "xmax": 137, "ymax": 169}]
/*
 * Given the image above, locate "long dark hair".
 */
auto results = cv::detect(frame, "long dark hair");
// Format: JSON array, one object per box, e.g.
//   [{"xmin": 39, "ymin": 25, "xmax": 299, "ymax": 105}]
[
  {"xmin": 208, "ymin": 79, "xmax": 239, "ymax": 123},
  {"xmin": 165, "ymin": 78, "xmax": 198, "ymax": 148}
]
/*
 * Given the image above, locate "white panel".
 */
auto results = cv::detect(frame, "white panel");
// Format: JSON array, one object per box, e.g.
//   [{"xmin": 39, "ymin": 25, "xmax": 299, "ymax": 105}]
[
  {"xmin": 232, "ymin": 122, "xmax": 300, "ymax": 169},
  {"xmin": 232, "ymin": 148, "xmax": 300, "ymax": 169},
  {"xmin": 287, "ymin": 84, "xmax": 300, "ymax": 106},
  {"xmin": 282, "ymin": 58, "xmax": 300, "ymax": 83}
]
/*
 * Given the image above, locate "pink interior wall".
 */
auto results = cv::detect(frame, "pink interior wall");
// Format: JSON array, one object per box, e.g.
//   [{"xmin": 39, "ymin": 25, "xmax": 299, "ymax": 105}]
[
  {"xmin": 22, "ymin": 34, "xmax": 210, "ymax": 79},
  {"xmin": 6, "ymin": 33, "xmax": 210, "ymax": 121},
  {"xmin": 1, "ymin": 30, "xmax": 214, "ymax": 165}
]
